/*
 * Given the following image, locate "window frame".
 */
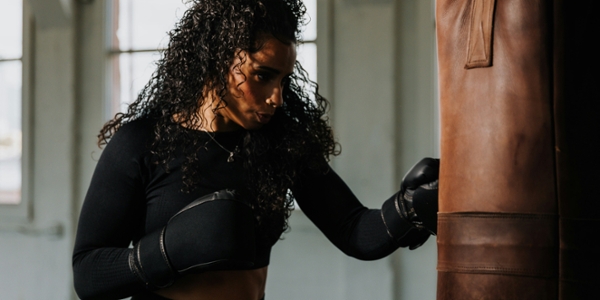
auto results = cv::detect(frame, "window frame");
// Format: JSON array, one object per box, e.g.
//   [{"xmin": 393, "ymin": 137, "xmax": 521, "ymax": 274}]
[
  {"xmin": 105, "ymin": 0, "xmax": 189, "ymax": 119},
  {"xmin": 105, "ymin": 0, "xmax": 329, "ymax": 119},
  {"xmin": 316, "ymin": 0, "xmax": 333, "ymax": 101},
  {"xmin": 0, "ymin": 1, "xmax": 33, "ymax": 221},
  {"xmin": 103, "ymin": 1, "xmax": 331, "ymax": 214}
]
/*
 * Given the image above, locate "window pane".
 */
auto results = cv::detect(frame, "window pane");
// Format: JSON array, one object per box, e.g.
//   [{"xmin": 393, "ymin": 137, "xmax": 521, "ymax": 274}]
[
  {"xmin": 115, "ymin": 0, "xmax": 188, "ymax": 50},
  {"xmin": 112, "ymin": 51, "xmax": 161, "ymax": 114},
  {"xmin": 110, "ymin": 1, "xmax": 319, "ymax": 116},
  {"xmin": 297, "ymin": 42, "xmax": 317, "ymax": 83},
  {"xmin": 0, "ymin": 61, "xmax": 22, "ymax": 205},
  {"xmin": 0, "ymin": 0, "xmax": 23, "ymax": 59},
  {"xmin": 301, "ymin": 0, "xmax": 317, "ymax": 42}
]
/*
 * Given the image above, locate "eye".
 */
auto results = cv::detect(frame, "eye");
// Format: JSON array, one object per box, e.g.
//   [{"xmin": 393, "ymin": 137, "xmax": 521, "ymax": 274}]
[
  {"xmin": 281, "ymin": 76, "xmax": 291, "ymax": 87},
  {"xmin": 256, "ymin": 72, "xmax": 273, "ymax": 82}
]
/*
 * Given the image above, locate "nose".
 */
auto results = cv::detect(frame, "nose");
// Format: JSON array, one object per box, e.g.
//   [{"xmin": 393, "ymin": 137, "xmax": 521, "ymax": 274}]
[{"xmin": 267, "ymin": 86, "xmax": 284, "ymax": 108}]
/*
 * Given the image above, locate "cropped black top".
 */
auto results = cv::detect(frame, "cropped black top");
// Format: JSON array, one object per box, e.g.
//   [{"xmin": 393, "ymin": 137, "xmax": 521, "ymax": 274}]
[{"xmin": 72, "ymin": 118, "xmax": 420, "ymax": 299}]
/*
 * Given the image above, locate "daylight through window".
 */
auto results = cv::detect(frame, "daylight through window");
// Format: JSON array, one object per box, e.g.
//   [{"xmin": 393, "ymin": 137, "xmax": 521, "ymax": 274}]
[
  {"xmin": 109, "ymin": 0, "xmax": 317, "ymax": 115},
  {"xmin": 0, "ymin": 0, "xmax": 23, "ymax": 205}
]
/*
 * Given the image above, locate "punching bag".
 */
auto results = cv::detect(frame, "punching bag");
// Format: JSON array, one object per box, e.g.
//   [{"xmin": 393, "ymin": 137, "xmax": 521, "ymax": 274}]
[{"xmin": 435, "ymin": 0, "xmax": 600, "ymax": 299}]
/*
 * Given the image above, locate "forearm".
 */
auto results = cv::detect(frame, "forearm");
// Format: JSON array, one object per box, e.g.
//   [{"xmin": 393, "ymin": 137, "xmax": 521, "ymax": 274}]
[
  {"xmin": 73, "ymin": 248, "xmax": 145, "ymax": 299},
  {"xmin": 293, "ymin": 168, "xmax": 430, "ymax": 260},
  {"xmin": 342, "ymin": 208, "xmax": 414, "ymax": 260}
]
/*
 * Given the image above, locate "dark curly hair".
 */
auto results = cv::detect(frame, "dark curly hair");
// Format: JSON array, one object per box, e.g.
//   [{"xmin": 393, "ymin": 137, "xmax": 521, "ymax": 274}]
[{"xmin": 98, "ymin": 0, "xmax": 339, "ymax": 240}]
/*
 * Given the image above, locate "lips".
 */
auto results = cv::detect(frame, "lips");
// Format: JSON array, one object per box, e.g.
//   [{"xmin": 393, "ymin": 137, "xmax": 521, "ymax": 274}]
[{"xmin": 257, "ymin": 113, "xmax": 273, "ymax": 124}]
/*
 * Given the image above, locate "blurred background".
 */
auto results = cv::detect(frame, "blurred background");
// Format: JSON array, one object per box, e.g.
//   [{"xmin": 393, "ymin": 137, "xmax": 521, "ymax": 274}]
[{"xmin": 0, "ymin": 0, "xmax": 439, "ymax": 299}]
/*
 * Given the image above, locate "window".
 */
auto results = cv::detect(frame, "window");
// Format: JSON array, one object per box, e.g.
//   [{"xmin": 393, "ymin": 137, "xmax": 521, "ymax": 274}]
[
  {"xmin": 298, "ymin": 0, "xmax": 317, "ymax": 83},
  {"xmin": 0, "ymin": 0, "xmax": 23, "ymax": 205},
  {"xmin": 108, "ymin": 0, "xmax": 318, "ymax": 115},
  {"xmin": 108, "ymin": 0, "xmax": 188, "ymax": 116},
  {"xmin": 107, "ymin": 0, "xmax": 319, "ymax": 210}
]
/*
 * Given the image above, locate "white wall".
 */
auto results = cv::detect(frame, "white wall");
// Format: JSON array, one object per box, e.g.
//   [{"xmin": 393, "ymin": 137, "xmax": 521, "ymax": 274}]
[
  {"xmin": 0, "ymin": 1, "xmax": 77, "ymax": 299},
  {"xmin": 0, "ymin": 0, "xmax": 438, "ymax": 299},
  {"xmin": 267, "ymin": 1, "xmax": 439, "ymax": 300}
]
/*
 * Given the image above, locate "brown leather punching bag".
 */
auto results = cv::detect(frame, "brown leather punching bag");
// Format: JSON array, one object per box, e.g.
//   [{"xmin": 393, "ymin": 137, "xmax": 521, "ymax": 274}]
[{"xmin": 435, "ymin": 0, "xmax": 600, "ymax": 299}]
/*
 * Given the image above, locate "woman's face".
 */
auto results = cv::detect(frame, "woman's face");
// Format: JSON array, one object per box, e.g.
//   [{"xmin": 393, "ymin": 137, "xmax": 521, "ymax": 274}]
[{"xmin": 216, "ymin": 36, "xmax": 297, "ymax": 131}]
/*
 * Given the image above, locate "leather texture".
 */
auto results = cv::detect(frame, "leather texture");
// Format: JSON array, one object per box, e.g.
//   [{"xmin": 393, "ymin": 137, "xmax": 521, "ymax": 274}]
[
  {"xmin": 400, "ymin": 157, "xmax": 440, "ymax": 234},
  {"xmin": 380, "ymin": 194, "xmax": 431, "ymax": 250},
  {"xmin": 465, "ymin": 0, "xmax": 496, "ymax": 69},
  {"xmin": 130, "ymin": 190, "xmax": 256, "ymax": 290},
  {"xmin": 436, "ymin": 0, "xmax": 600, "ymax": 298},
  {"xmin": 164, "ymin": 191, "xmax": 256, "ymax": 273},
  {"xmin": 412, "ymin": 181, "xmax": 439, "ymax": 235},
  {"xmin": 437, "ymin": 212, "xmax": 558, "ymax": 299},
  {"xmin": 437, "ymin": 0, "xmax": 556, "ymax": 215},
  {"xmin": 437, "ymin": 0, "xmax": 556, "ymax": 298},
  {"xmin": 437, "ymin": 212, "xmax": 557, "ymax": 278}
]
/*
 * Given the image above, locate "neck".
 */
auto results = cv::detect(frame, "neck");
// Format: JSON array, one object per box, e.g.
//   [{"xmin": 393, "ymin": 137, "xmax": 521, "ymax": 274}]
[{"xmin": 195, "ymin": 95, "xmax": 241, "ymax": 132}]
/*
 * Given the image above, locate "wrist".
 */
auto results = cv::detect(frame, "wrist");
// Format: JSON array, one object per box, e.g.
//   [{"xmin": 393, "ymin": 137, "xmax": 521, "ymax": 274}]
[
  {"xmin": 129, "ymin": 228, "xmax": 176, "ymax": 290},
  {"xmin": 381, "ymin": 194, "xmax": 430, "ymax": 250}
]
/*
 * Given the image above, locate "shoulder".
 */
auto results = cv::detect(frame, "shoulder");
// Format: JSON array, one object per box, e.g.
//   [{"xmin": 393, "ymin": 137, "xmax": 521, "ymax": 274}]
[
  {"xmin": 90, "ymin": 118, "xmax": 158, "ymax": 183},
  {"xmin": 113, "ymin": 117, "xmax": 155, "ymax": 140},
  {"xmin": 103, "ymin": 118, "xmax": 157, "ymax": 159},
  {"xmin": 111, "ymin": 118, "xmax": 155, "ymax": 144}
]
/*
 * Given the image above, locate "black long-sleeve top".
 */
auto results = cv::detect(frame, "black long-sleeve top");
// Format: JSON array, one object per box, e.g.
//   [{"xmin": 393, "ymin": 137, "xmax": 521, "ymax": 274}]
[{"xmin": 72, "ymin": 118, "xmax": 413, "ymax": 299}]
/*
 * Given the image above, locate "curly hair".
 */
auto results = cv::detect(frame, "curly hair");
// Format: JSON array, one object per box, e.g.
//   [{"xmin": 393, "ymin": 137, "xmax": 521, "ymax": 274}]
[{"xmin": 98, "ymin": 0, "xmax": 339, "ymax": 241}]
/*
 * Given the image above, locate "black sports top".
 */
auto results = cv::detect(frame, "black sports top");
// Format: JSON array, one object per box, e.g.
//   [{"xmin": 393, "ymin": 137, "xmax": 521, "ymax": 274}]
[{"xmin": 72, "ymin": 118, "xmax": 413, "ymax": 299}]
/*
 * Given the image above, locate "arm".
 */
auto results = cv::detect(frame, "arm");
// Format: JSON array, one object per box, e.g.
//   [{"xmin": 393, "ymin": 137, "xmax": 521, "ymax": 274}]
[
  {"xmin": 291, "ymin": 158, "xmax": 438, "ymax": 260},
  {"xmin": 72, "ymin": 123, "xmax": 150, "ymax": 299},
  {"xmin": 128, "ymin": 190, "xmax": 256, "ymax": 290},
  {"xmin": 72, "ymin": 122, "xmax": 257, "ymax": 299}
]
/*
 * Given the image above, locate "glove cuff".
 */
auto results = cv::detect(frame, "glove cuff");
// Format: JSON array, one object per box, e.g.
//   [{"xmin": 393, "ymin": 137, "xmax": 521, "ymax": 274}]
[
  {"xmin": 129, "ymin": 228, "xmax": 176, "ymax": 289},
  {"xmin": 381, "ymin": 194, "xmax": 430, "ymax": 250}
]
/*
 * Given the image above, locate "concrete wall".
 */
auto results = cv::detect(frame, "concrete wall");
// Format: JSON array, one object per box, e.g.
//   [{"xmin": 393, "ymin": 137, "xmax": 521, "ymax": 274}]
[{"xmin": 0, "ymin": 0, "xmax": 438, "ymax": 299}]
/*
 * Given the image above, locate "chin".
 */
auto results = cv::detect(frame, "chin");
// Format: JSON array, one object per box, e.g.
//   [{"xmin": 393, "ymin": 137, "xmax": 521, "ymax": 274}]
[
  {"xmin": 239, "ymin": 122, "xmax": 265, "ymax": 131},
  {"xmin": 246, "ymin": 124, "xmax": 265, "ymax": 131}
]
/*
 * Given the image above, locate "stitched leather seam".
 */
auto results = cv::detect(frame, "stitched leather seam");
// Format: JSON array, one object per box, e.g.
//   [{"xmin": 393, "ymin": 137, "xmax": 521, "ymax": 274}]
[
  {"xmin": 168, "ymin": 190, "xmax": 243, "ymax": 222},
  {"xmin": 159, "ymin": 227, "xmax": 176, "ymax": 278},
  {"xmin": 438, "ymin": 213, "xmax": 556, "ymax": 221},
  {"xmin": 128, "ymin": 250, "xmax": 147, "ymax": 286},
  {"xmin": 380, "ymin": 210, "xmax": 395, "ymax": 240},
  {"xmin": 438, "ymin": 261, "xmax": 552, "ymax": 271},
  {"xmin": 437, "ymin": 264, "xmax": 554, "ymax": 277},
  {"xmin": 177, "ymin": 259, "xmax": 249, "ymax": 273},
  {"xmin": 395, "ymin": 193, "xmax": 407, "ymax": 221},
  {"xmin": 134, "ymin": 244, "xmax": 151, "ymax": 287}
]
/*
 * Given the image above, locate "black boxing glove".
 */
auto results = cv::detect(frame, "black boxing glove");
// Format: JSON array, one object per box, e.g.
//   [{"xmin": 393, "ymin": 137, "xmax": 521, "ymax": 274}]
[
  {"xmin": 381, "ymin": 158, "xmax": 440, "ymax": 250},
  {"xmin": 399, "ymin": 157, "xmax": 440, "ymax": 235},
  {"xmin": 128, "ymin": 190, "xmax": 256, "ymax": 289}
]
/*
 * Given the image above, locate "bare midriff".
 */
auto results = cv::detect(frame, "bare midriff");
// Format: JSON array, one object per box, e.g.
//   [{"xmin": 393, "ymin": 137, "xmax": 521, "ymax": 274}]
[{"xmin": 154, "ymin": 267, "xmax": 268, "ymax": 300}]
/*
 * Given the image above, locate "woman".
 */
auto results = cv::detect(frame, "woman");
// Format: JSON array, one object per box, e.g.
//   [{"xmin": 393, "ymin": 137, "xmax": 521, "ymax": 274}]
[{"xmin": 72, "ymin": 0, "xmax": 439, "ymax": 299}]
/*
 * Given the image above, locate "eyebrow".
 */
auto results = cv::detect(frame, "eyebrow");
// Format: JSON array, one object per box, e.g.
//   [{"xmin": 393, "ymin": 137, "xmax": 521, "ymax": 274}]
[
  {"xmin": 255, "ymin": 65, "xmax": 282, "ymax": 75},
  {"xmin": 254, "ymin": 64, "xmax": 294, "ymax": 77}
]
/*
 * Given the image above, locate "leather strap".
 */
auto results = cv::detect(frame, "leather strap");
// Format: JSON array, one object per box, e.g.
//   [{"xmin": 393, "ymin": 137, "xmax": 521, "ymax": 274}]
[
  {"xmin": 437, "ymin": 212, "xmax": 558, "ymax": 278},
  {"xmin": 465, "ymin": 0, "xmax": 496, "ymax": 69}
]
